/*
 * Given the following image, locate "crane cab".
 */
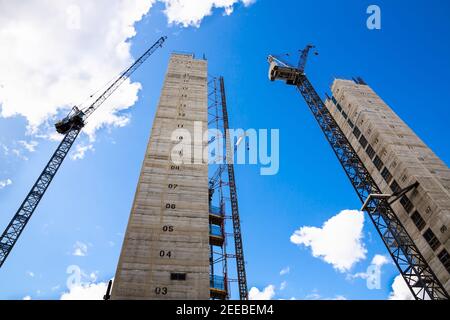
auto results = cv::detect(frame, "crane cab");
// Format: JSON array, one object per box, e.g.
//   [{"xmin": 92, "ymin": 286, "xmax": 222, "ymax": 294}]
[
  {"xmin": 55, "ymin": 107, "xmax": 85, "ymax": 134},
  {"xmin": 268, "ymin": 61, "xmax": 301, "ymax": 85}
]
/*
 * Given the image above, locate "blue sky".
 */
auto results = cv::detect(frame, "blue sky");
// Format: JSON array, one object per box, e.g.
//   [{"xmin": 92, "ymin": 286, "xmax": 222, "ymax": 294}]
[{"xmin": 0, "ymin": 0, "xmax": 449, "ymax": 300}]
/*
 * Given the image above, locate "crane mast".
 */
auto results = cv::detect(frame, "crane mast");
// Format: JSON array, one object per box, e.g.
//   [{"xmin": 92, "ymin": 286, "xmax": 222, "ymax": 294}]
[
  {"xmin": 268, "ymin": 46, "xmax": 449, "ymax": 300},
  {"xmin": 0, "ymin": 36, "xmax": 167, "ymax": 269}
]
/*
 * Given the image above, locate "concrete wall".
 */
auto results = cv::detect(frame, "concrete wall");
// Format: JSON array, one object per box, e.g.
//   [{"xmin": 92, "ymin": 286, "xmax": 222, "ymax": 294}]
[
  {"xmin": 111, "ymin": 53, "xmax": 210, "ymax": 299},
  {"xmin": 326, "ymin": 79, "xmax": 450, "ymax": 295}
]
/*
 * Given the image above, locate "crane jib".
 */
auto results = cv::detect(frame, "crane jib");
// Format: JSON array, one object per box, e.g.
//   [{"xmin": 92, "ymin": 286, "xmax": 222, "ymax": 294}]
[
  {"xmin": 82, "ymin": 36, "xmax": 167, "ymax": 120},
  {"xmin": 55, "ymin": 36, "xmax": 167, "ymax": 134}
]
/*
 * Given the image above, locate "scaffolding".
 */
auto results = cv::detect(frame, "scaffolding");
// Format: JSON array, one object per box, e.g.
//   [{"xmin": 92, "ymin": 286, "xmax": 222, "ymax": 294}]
[{"xmin": 207, "ymin": 76, "xmax": 248, "ymax": 300}]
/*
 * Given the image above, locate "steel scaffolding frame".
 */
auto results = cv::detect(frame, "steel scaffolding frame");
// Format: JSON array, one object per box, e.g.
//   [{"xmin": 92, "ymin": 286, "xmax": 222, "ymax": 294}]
[{"xmin": 207, "ymin": 76, "xmax": 248, "ymax": 300}]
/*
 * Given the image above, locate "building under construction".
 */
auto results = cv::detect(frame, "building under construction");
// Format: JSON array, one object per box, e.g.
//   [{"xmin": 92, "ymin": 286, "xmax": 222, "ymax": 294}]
[
  {"xmin": 268, "ymin": 48, "xmax": 450, "ymax": 299},
  {"xmin": 111, "ymin": 53, "xmax": 247, "ymax": 299}
]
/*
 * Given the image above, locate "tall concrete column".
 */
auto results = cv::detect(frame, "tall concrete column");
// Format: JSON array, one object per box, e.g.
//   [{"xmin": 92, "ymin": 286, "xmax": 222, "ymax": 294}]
[{"xmin": 112, "ymin": 53, "xmax": 210, "ymax": 299}]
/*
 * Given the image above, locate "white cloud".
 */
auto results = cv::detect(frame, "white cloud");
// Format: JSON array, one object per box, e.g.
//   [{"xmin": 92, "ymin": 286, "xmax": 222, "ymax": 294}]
[
  {"xmin": 18, "ymin": 140, "xmax": 38, "ymax": 153},
  {"xmin": 279, "ymin": 266, "xmax": 290, "ymax": 276},
  {"xmin": 0, "ymin": 178, "xmax": 12, "ymax": 189},
  {"xmin": 161, "ymin": 0, "xmax": 256, "ymax": 27},
  {"xmin": 60, "ymin": 270, "xmax": 113, "ymax": 300},
  {"xmin": 72, "ymin": 241, "xmax": 88, "ymax": 256},
  {"xmin": 89, "ymin": 271, "xmax": 99, "ymax": 282},
  {"xmin": 280, "ymin": 281, "xmax": 287, "ymax": 291},
  {"xmin": 305, "ymin": 290, "xmax": 347, "ymax": 300},
  {"xmin": 11, "ymin": 149, "xmax": 28, "ymax": 161},
  {"xmin": 0, "ymin": 1, "xmax": 154, "ymax": 139},
  {"xmin": 371, "ymin": 254, "xmax": 389, "ymax": 267},
  {"xmin": 26, "ymin": 271, "xmax": 35, "ymax": 278},
  {"xmin": 249, "ymin": 284, "xmax": 276, "ymax": 300},
  {"xmin": 1, "ymin": 144, "xmax": 9, "ymax": 155},
  {"xmin": 51, "ymin": 285, "xmax": 61, "ymax": 292},
  {"xmin": 60, "ymin": 281, "xmax": 109, "ymax": 300},
  {"xmin": 70, "ymin": 143, "xmax": 94, "ymax": 160},
  {"xmin": 305, "ymin": 290, "xmax": 321, "ymax": 300},
  {"xmin": 388, "ymin": 275, "xmax": 414, "ymax": 300},
  {"xmin": 23, "ymin": 295, "xmax": 32, "ymax": 300},
  {"xmin": 290, "ymin": 210, "xmax": 367, "ymax": 272},
  {"xmin": 347, "ymin": 254, "xmax": 390, "ymax": 280}
]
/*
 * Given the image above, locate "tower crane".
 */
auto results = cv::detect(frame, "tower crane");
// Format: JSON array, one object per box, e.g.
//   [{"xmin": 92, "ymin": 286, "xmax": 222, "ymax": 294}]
[
  {"xmin": 267, "ymin": 46, "xmax": 449, "ymax": 300},
  {"xmin": 0, "ymin": 36, "xmax": 167, "ymax": 269}
]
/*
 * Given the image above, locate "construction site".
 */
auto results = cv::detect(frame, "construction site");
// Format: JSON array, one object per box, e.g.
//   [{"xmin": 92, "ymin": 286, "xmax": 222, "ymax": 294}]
[{"xmin": 0, "ymin": 2, "xmax": 449, "ymax": 304}]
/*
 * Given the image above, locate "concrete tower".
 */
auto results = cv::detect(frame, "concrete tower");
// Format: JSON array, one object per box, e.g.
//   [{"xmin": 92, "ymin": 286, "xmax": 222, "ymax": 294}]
[
  {"xmin": 326, "ymin": 79, "xmax": 450, "ymax": 294},
  {"xmin": 112, "ymin": 53, "xmax": 210, "ymax": 299}
]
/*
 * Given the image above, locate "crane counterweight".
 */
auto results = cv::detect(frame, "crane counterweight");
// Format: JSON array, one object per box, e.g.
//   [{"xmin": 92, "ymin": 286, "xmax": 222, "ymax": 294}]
[
  {"xmin": 267, "ymin": 55, "xmax": 302, "ymax": 84},
  {"xmin": 55, "ymin": 107, "xmax": 85, "ymax": 134}
]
